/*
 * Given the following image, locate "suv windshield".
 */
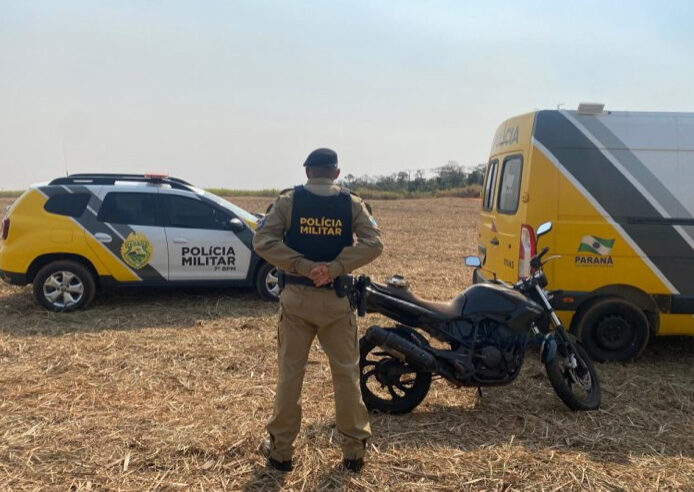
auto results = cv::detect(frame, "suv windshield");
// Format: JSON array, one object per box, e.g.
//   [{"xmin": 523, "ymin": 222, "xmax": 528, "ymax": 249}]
[{"xmin": 203, "ymin": 192, "xmax": 258, "ymax": 225}]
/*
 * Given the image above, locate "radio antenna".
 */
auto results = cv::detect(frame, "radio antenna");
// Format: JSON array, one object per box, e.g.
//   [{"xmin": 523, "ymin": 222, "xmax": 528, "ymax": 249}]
[{"xmin": 62, "ymin": 139, "xmax": 69, "ymax": 176}]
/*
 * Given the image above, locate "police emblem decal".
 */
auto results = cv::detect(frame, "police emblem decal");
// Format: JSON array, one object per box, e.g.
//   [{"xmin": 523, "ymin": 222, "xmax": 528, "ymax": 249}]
[{"xmin": 120, "ymin": 232, "xmax": 153, "ymax": 270}]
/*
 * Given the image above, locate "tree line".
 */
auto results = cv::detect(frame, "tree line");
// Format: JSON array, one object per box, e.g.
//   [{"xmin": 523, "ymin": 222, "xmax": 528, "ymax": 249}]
[{"xmin": 339, "ymin": 161, "xmax": 486, "ymax": 193}]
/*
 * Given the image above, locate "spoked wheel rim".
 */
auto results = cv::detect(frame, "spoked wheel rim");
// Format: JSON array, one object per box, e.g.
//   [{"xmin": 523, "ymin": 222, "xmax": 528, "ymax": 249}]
[
  {"xmin": 559, "ymin": 348, "xmax": 596, "ymax": 399},
  {"xmin": 361, "ymin": 354, "xmax": 419, "ymax": 402},
  {"xmin": 545, "ymin": 335, "xmax": 601, "ymax": 411},
  {"xmin": 359, "ymin": 328, "xmax": 432, "ymax": 414},
  {"xmin": 43, "ymin": 271, "xmax": 84, "ymax": 309},
  {"xmin": 265, "ymin": 267, "xmax": 280, "ymax": 298}
]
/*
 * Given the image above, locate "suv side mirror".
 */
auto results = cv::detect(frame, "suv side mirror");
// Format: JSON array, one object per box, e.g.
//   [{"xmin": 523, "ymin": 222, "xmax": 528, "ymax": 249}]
[
  {"xmin": 464, "ymin": 256, "xmax": 482, "ymax": 268},
  {"xmin": 536, "ymin": 221, "xmax": 552, "ymax": 238},
  {"xmin": 229, "ymin": 218, "xmax": 246, "ymax": 232}
]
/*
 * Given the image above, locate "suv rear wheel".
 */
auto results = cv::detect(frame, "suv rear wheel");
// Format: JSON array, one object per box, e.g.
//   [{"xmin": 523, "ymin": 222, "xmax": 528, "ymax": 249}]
[
  {"xmin": 255, "ymin": 263, "xmax": 280, "ymax": 302},
  {"xmin": 33, "ymin": 261, "xmax": 96, "ymax": 312}
]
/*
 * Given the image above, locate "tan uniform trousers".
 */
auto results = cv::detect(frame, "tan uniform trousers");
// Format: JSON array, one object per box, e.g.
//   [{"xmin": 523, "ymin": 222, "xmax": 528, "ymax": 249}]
[{"xmin": 267, "ymin": 284, "xmax": 372, "ymax": 462}]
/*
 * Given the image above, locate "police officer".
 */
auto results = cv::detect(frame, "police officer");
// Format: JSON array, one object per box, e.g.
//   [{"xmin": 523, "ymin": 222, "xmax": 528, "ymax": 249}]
[{"xmin": 253, "ymin": 148, "xmax": 383, "ymax": 473}]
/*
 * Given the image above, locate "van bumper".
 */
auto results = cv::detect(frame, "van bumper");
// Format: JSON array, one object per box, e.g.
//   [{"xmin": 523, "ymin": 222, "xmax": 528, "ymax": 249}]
[{"xmin": 0, "ymin": 269, "xmax": 28, "ymax": 286}]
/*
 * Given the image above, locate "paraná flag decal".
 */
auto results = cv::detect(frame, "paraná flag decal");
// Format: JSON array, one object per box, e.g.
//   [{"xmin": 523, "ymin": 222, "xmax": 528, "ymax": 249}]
[{"xmin": 579, "ymin": 236, "xmax": 615, "ymax": 256}]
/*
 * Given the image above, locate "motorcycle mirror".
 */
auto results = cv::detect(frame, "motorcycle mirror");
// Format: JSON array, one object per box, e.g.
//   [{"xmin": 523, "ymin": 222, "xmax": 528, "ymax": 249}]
[
  {"xmin": 464, "ymin": 256, "xmax": 482, "ymax": 268},
  {"xmin": 536, "ymin": 221, "xmax": 552, "ymax": 238}
]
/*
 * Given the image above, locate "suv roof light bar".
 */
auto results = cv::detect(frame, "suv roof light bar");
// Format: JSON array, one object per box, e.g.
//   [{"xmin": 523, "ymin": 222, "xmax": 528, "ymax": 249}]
[{"xmin": 49, "ymin": 173, "xmax": 194, "ymax": 189}]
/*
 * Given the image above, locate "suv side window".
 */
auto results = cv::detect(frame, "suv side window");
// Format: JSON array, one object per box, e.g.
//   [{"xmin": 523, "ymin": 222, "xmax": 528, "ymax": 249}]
[
  {"xmin": 98, "ymin": 192, "xmax": 158, "ymax": 226},
  {"xmin": 44, "ymin": 193, "xmax": 90, "ymax": 217},
  {"xmin": 497, "ymin": 155, "xmax": 523, "ymax": 214},
  {"xmin": 482, "ymin": 159, "xmax": 498, "ymax": 211},
  {"xmin": 164, "ymin": 195, "xmax": 231, "ymax": 230}
]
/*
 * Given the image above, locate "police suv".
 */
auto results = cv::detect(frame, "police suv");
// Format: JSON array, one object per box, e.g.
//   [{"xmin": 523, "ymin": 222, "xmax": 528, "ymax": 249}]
[{"xmin": 0, "ymin": 173, "xmax": 279, "ymax": 311}]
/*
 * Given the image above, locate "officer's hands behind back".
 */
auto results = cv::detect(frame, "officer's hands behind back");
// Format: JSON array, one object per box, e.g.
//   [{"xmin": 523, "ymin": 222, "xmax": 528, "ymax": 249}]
[{"xmin": 308, "ymin": 263, "xmax": 332, "ymax": 287}]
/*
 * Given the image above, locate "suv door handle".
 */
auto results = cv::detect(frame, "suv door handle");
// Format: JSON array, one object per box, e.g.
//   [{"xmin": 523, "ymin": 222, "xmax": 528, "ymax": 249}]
[
  {"xmin": 172, "ymin": 238, "xmax": 188, "ymax": 244},
  {"xmin": 94, "ymin": 232, "xmax": 112, "ymax": 243},
  {"xmin": 489, "ymin": 237, "xmax": 499, "ymax": 246}
]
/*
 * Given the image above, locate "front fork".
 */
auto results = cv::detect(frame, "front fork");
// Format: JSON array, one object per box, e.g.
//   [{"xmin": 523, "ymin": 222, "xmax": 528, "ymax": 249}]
[{"xmin": 533, "ymin": 284, "xmax": 575, "ymax": 366}]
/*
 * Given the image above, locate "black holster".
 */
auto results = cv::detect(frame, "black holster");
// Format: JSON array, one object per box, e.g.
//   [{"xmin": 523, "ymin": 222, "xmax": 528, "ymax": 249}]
[{"xmin": 333, "ymin": 275, "xmax": 354, "ymax": 298}]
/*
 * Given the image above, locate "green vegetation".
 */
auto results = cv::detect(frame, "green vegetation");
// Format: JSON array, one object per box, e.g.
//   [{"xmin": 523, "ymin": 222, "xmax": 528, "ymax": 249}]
[
  {"xmin": 209, "ymin": 162, "xmax": 485, "ymax": 199},
  {"xmin": 353, "ymin": 185, "xmax": 481, "ymax": 200},
  {"xmin": 3, "ymin": 163, "xmax": 485, "ymax": 201},
  {"xmin": 341, "ymin": 162, "xmax": 485, "ymax": 199},
  {"xmin": 0, "ymin": 191, "xmax": 23, "ymax": 198}
]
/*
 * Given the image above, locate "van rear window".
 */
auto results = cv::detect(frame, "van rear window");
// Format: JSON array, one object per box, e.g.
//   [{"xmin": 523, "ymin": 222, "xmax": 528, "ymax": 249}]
[
  {"xmin": 482, "ymin": 160, "xmax": 498, "ymax": 211},
  {"xmin": 44, "ymin": 193, "xmax": 90, "ymax": 217},
  {"xmin": 497, "ymin": 156, "xmax": 522, "ymax": 214}
]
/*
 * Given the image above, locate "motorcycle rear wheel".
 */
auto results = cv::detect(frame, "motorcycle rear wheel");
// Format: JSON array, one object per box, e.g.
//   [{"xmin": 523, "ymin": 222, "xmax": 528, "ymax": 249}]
[
  {"xmin": 545, "ymin": 336, "xmax": 601, "ymax": 411},
  {"xmin": 359, "ymin": 327, "xmax": 432, "ymax": 414}
]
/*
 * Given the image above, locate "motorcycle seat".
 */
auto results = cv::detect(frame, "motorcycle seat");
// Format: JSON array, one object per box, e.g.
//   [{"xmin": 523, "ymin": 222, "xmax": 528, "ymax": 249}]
[{"xmin": 373, "ymin": 283, "xmax": 466, "ymax": 320}]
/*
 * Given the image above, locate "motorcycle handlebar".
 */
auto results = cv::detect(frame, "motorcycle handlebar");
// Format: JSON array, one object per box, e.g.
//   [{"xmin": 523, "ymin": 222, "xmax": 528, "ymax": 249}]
[{"xmin": 530, "ymin": 246, "xmax": 549, "ymax": 270}]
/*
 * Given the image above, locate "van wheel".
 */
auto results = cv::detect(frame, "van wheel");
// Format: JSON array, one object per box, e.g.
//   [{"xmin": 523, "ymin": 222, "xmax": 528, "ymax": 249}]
[
  {"xmin": 33, "ymin": 261, "xmax": 96, "ymax": 312},
  {"xmin": 573, "ymin": 297, "xmax": 650, "ymax": 362},
  {"xmin": 255, "ymin": 263, "xmax": 280, "ymax": 302}
]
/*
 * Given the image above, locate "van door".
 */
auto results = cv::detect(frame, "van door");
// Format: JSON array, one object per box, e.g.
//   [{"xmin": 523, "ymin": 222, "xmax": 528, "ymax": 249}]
[
  {"xmin": 495, "ymin": 154, "xmax": 524, "ymax": 280},
  {"xmin": 478, "ymin": 158, "xmax": 500, "ymax": 270},
  {"xmin": 479, "ymin": 154, "xmax": 525, "ymax": 281},
  {"xmin": 161, "ymin": 191, "xmax": 252, "ymax": 281}
]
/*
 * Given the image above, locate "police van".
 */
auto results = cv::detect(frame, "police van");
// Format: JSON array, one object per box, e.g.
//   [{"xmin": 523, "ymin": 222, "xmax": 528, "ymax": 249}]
[
  {"xmin": 0, "ymin": 174, "xmax": 280, "ymax": 311},
  {"xmin": 475, "ymin": 104, "xmax": 694, "ymax": 362}
]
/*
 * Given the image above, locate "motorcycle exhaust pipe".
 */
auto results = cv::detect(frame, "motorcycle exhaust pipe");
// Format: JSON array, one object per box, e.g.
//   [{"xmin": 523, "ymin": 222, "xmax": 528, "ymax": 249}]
[{"xmin": 365, "ymin": 326, "xmax": 437, "ymax": 372}]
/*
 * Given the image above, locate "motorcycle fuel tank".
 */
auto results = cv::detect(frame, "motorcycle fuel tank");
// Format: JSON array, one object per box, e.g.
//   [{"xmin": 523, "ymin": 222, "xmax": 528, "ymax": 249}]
[{"xmin": 462, "ymin": 283, "xmax": 544, "ymax": 332}]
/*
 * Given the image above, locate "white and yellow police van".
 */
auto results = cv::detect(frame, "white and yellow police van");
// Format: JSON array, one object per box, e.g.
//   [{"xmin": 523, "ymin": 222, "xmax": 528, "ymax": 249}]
[
  {"xmin": 0, "ymin": 174, "xmax": 279, "ymax": 311},
  {"xmin": 475, "ymin": 104, "xmax": 694, "ymax": 361}
]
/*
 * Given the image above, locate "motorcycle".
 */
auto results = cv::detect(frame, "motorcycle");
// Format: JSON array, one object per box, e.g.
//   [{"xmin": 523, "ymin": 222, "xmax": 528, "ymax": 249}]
[{"xmin": 349, "ymin": 221, "xmax": 601, "ymax": 414}]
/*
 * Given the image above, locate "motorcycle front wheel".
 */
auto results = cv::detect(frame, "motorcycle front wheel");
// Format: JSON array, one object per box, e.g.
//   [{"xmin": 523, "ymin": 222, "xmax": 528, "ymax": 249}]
[
  {"xmin": 359, "ymin": 327, "xmax": 432, "ymax": 414},
  {"xmin": 545, "ymin": 336, "xmax": 601, "ymax": 411}
]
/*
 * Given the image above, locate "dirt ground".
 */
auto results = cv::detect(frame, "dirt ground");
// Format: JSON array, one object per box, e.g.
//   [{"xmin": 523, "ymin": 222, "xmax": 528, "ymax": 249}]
[{"xmin": 1, "ymin": 196, "xmax": 694, "ymax": 491}]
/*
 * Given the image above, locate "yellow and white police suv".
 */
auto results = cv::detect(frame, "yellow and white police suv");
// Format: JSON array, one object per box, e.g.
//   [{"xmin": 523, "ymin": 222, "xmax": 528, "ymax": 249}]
[{"xmin": 0, "ymin": 173, "xmax": 280, "ymax": 311}]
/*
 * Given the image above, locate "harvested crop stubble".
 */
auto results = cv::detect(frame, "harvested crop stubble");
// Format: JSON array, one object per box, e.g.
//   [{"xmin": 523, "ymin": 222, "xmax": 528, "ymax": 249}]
[{"xmin": 1, "ymin": 197, "xmax": 694, "ymax": 491}]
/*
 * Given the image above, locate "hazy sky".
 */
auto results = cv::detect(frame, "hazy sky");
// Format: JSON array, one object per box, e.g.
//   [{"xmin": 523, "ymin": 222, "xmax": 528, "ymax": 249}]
[{"xmin": 2, "ymin": 1, "xmax": 693, "ymax": 190}]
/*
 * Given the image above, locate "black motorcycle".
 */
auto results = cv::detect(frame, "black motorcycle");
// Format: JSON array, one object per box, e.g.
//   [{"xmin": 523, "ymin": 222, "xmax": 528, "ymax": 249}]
[{"xmin": 350, "ymin": 221, "xmax": 601, "ymax": 414}]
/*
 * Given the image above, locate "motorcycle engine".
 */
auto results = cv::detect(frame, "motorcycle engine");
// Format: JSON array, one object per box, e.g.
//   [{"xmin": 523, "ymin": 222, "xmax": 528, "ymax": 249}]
[{"xmin": 472, "ymin": 320, "xmax": 524, "ymax": 380}]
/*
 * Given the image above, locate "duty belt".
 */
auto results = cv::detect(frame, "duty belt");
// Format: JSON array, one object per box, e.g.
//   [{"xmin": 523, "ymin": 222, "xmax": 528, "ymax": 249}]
[{"xmin": 278, "ymin": 271, "xmax": 333, "ymax": 289}]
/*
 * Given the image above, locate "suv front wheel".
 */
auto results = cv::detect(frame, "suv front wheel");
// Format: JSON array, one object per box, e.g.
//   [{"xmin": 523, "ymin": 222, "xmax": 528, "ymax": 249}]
[
  {"xmin": 33, "ymin": 260, "xmax": 96, "ymax": 312},
  {"xmin": 255, "ymin": 263, "xmax": 280, "ymax": 302}
]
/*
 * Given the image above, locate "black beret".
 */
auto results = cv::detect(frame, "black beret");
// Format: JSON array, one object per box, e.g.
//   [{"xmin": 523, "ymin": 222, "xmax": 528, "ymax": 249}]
[{"xmin": 303, "ymin": 148, "xmax": 338, "ymax": 168}]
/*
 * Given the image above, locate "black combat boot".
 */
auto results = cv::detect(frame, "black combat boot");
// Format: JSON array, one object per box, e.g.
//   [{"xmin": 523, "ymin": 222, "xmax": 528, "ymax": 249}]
[
  {"xmin": 259, "ymin": 437, "xmax": 293, "ymax": 472},
  {"xmin": 342, "ymin": 457, "xmax": 364, "ymax": 473},
  {"xmin": 268, "ymin": 457, "xmax": 293, "ymax": 472}
]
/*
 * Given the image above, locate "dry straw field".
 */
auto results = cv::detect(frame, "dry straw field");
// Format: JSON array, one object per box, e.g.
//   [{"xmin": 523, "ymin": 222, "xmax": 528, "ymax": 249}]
[{"xmin": 2, "ymin": 196, "xmax": 694, "ymax": 491}]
